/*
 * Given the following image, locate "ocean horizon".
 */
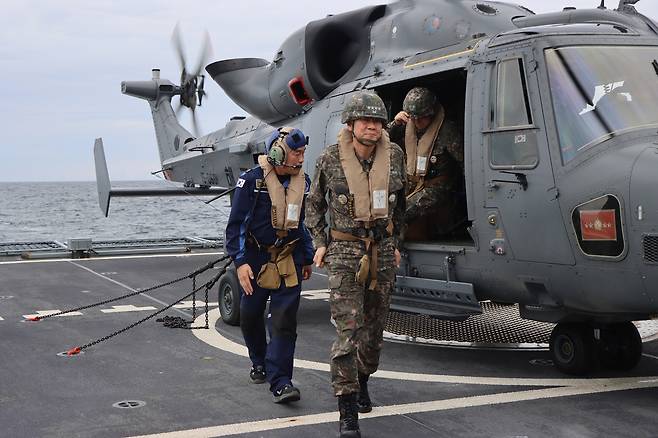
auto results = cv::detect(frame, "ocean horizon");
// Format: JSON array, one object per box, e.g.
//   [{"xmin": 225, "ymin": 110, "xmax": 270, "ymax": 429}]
[{"xmin": 0, "ymin": 180, "xmax": 230, "ymax": 243}]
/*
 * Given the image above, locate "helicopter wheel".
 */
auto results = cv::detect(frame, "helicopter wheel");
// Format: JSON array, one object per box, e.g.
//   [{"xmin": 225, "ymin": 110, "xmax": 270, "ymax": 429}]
[
  {"xmin": 549, "ymin": 323, "xmax": 598, "ymax": 375},
  {"xmin": 218, "ymin": 270, "xmax": 241, "ymax": 326},
  {"xmin": 598, "ymin": 322, "xmax": 642, "ymax": 371}
]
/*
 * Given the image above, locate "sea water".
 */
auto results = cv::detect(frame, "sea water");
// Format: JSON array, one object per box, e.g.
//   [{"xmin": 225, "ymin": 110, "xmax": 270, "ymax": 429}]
[{"xmin": 0, "ymin": 180, "xmax": 230, "ymax": 243}]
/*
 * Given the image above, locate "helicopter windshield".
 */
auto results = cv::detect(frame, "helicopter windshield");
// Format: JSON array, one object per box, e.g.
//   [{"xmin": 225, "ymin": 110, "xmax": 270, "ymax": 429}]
[{"xmin": 545, "ymin": 45, "xmax": 658, "ymax": 163}]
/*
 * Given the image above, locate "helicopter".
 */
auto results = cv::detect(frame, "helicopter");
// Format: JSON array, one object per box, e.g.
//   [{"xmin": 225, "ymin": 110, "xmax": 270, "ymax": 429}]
[{"xmin": 94, "ymin": 0, "xmax": 658, "ymax": 375}]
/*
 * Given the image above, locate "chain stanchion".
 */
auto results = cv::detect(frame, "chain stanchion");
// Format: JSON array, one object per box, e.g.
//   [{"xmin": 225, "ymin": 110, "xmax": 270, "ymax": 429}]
[{"xmin": 191, "ymin": 276, "xmax": 197, "ymax": 320}]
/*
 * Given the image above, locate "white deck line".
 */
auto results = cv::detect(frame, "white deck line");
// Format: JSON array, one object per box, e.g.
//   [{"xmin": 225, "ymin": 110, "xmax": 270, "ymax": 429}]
[
  {"xmin": 127, "ymin": 379, "xmax": 658, "ymax": 438},
  {"xmin": 193, "ymin": 308, "xmax": 658, "ymax": 388},
  {"xmin": 0, "ymin": 251, "xmax": 224, "ymax": 265}
]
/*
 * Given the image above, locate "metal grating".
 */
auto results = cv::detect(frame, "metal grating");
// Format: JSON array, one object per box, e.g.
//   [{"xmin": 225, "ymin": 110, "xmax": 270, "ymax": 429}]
[
  {"xmin": 384, "ymin": 302, "xmax": 554, "ymax": 348},
  {"xmin": 0, "ymin": 236, "xmax": 224, "ymax": 258},
  {"xmin": 643, "ymin": 234, "xmax": 658, "ymax": 264},
  {"xmin": 196, "ymin": 236, "xmax": 223, "ymax": 248},
  {"xmin": 91, "ymin": 237, "xmax": 204, "ymax": 249},
  {"xmin": 0, "ymin": 241, "xmax": 67, "ymax": 256},
  {"xmin": 384, "ymin": 303, "xmax": 658, "ymax": 350}
]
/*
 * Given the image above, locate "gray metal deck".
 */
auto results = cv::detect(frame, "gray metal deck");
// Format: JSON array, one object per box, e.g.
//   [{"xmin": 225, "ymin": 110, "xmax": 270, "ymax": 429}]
[{"xmin": 2, "ymin": 251, "xmax": 658, "ymax": 438}]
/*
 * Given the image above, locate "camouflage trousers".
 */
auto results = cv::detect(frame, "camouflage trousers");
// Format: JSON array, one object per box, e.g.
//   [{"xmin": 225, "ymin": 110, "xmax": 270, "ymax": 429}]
[
  {"xmin": 327, "ymin": 248, "xmax": 396, "ymax": 396},
  {"xmin": 406, "ymin": 183, "xmax": 451, "ymax": 223}
]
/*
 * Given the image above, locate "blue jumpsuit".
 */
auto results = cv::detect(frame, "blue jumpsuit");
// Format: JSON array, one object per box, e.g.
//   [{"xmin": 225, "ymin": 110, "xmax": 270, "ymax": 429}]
[{"xmin": 225, "ymin": 166, "xmax": 314, "ymax": 393}]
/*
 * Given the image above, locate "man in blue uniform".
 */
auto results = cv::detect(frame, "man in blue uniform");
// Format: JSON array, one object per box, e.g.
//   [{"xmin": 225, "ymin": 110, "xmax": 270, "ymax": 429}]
[{"xmin": 225, "ymin": 127, "xmax": 314, "ymax": 404}]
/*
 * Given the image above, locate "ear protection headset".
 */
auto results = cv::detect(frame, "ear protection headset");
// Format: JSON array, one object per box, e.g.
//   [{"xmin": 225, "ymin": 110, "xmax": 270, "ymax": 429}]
[{"xmin": 266, "ymin": 127, "xmax": 309, "ymax": 167}]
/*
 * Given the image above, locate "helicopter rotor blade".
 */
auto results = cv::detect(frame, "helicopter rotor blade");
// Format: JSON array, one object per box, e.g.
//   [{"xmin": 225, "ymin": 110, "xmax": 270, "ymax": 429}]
[
  {"xmin": 192, "ymin": 31, "xmax": 213, "ymax": 78},
  {"xmin": 171, "ymin": 23, "xmax": 188, "ymax": 73}
]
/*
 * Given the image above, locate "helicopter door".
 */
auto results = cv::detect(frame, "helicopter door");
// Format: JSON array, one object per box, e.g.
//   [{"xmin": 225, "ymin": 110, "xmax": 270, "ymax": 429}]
[{"xmin": 480, "ymin": 55, "xmax": 575, "ymax": 265}]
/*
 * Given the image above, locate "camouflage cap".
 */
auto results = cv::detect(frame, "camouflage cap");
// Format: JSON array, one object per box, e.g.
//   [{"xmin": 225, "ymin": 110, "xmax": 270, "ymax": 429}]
[
  {"xmin": 341, "ymin": 92, "xmax": 388, "ymax": 124},
  {"xmin": 402, "ymin": 87, "xmax": 437, "ymax": 118}
]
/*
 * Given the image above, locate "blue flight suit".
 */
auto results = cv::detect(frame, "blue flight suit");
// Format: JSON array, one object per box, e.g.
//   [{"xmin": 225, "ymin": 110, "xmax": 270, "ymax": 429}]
[{"xmin": 225, "ymin": 166, "xmax": 314, "ymax": 393}]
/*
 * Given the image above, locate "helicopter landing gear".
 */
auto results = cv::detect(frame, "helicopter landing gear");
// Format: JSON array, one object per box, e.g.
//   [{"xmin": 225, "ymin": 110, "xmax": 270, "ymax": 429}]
[
  {"xmin": 218, "ymin": 270, "xmax": 241, "ymax": 326},
  {"xmin": 549, "ymin": 322, "xmax": 643, "ymax": 375},
  {"xmin": 549, "ymin": 323, "xmax": 597, "ymax": 375},
  {"xmin": 598, "ymin": 322, "xmax": 642, "ymax": 371}
]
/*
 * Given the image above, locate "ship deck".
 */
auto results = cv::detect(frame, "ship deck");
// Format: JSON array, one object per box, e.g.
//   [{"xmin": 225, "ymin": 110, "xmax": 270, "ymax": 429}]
[{"xmin": 2, "ymin": 251, "xmax": 658, "ymax": 438}]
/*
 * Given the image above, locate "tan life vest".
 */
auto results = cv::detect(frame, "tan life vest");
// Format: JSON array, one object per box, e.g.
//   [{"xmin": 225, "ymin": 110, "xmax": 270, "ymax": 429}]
[
  {"xmin": 257, "ymin": 155, "xmax": 305, "ymax": 231},
  {"xmin": 405, "ymin": 104, "xmax": 445, "ymax": 178},
  {"xmin": 337, "ymin": 128, "xmax": 391, "ymax": 222}
]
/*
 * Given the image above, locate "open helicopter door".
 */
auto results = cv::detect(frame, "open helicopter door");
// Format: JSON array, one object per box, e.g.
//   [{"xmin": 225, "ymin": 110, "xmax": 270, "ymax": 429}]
[{"xmin": 477, "ymin": 49, "xmax": 575, "ymax": 265}]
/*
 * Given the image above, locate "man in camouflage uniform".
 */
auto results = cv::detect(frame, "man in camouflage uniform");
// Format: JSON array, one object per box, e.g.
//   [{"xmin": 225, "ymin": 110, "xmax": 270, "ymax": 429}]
[
  {"xmin": 387, "ymin": 87, "xmax": 464, "ymax": 225},
  {"xmin": 305, "ymin": 92, "xmax": 406, "ymax": 438}
]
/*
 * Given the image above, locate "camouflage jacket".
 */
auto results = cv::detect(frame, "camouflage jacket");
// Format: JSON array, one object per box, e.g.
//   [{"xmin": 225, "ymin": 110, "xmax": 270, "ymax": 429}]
[
  {"xmin": 305, "ymin": 140, "xmax": 406, "ymax": 269},
  {"xmin": 388, "ymin": 117, "xmax": 464, "ymax": 178}
]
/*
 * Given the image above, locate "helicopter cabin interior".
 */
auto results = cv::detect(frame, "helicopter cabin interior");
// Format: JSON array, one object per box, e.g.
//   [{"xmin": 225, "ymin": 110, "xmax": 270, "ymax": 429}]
[{"xmin": 375, "ymin": 68, "xmax": 472, "ymax": 246}]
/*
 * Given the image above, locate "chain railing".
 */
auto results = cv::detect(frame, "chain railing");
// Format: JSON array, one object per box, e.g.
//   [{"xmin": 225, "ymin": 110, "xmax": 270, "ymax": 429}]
[{"xmin": 29, "ymin": 255, "xmax": 232, "ymax": 355}]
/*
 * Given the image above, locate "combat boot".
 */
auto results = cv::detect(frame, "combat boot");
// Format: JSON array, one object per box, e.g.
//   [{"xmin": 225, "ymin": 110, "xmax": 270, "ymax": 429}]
[
  {"xmin": 357, "ymin": 373, "xmax": 372, "ymax": 413},
  {"xmin": 338, "ymin": 393, "xmax": 361, "ymax": 438}
]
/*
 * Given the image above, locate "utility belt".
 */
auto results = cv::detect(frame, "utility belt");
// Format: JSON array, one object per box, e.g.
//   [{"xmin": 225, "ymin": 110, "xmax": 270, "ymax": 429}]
[
  {"xmin": 330, "ymin": 221, "xmax": 393, "ymax": 291},
  {"xmin": 338, "ymin": 224, "xmax": 392, "ymax": 243},
  {"xmin": 248, "ymin": 231, "xmax": 300, "ymax": 290}
]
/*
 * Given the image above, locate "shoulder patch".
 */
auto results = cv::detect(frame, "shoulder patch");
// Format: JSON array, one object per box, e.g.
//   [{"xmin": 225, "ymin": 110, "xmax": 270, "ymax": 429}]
[{"xmin": 236, "ymin": 178, "xmax": 245, "ymax": 188}]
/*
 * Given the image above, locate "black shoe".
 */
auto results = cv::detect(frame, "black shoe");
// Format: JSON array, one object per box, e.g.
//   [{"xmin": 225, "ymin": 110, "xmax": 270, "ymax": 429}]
[
  {"xmin": 272, "ymin": 384, "xmax": 301, "ymax": 404},
  {"xmin": 357, "ymin": 373, "xmax": 372, "ymax": 413},
  {"xmin": 249, "ymin": 365, "xmax": 266, "ymax": 384},
  {"xmin": 338, "ymin": 393, "xmax": 361, "ymax": 438}
]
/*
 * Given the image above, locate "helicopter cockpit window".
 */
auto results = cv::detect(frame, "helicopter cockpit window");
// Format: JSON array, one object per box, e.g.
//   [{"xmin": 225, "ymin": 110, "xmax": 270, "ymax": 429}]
[
  {"xmin": 495, "ymin": 58, "xmax": 532, "ymax": 128},
  {"xmin": 488, "ymin": 58, "xmax": 538, "ymax": 168},
  {"xmin": 546, "ymin": 45, "xmax": 658, "ymax": 164}
]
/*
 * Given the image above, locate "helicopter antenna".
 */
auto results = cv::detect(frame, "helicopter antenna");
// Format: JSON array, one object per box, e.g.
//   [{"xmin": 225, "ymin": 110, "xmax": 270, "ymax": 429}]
[{"xmin": 598, "ymin": 0, "xmax": 605, "ymax": 9}]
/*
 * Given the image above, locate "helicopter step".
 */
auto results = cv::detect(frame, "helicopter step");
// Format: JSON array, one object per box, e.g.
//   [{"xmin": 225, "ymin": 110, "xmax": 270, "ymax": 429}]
[{"xmin": 391, "ymin": 275, "xmax": 482, "ymax": 321}]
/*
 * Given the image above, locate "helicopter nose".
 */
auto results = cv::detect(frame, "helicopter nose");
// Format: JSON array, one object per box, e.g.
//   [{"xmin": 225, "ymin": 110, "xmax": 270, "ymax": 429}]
[{"xmin": 630, "ymin": 145, "xmax": 658, "ymax": 228}]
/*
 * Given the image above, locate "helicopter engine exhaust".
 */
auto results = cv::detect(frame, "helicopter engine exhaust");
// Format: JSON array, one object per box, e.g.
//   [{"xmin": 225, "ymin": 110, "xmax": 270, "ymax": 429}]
[{"xmin": 120, "ymin": 80, "xmax": 160, "ymax": 101}]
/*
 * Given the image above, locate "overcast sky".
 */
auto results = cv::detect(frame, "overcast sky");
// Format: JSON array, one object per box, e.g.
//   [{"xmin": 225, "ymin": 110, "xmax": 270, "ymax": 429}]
[{"xmin": 1, "ymin": 0, "xmax": 656, "ymax": 182}]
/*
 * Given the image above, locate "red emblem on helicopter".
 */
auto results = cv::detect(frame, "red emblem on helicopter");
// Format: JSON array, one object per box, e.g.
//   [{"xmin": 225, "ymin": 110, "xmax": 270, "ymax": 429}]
[{"xmin": 580, "ymin": 209, "xmax": 617, "ymax": 241}]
